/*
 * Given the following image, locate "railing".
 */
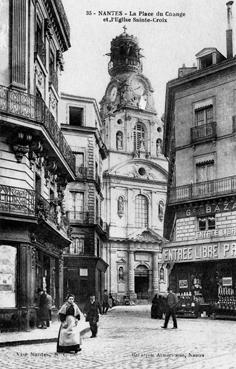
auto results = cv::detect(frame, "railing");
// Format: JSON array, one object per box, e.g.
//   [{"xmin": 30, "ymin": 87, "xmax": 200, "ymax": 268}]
[
  {"xmin": 49, "ymin": 70, "xmax": 58, "ymax": 92},
  {"xmin": 191, "ymin": 121, "xmax": 217, "ymax": 143},
  {"xmin": 0, "ymin": 184, "xmax": 69, "ymax": 235},
  {"xmin": 169, "ymin": 175, "xmax": 236, "ymax": 204},
  {"xmin": 66, "ymin": 211, "xmax": 89, "ymax": 223},
  {"xmin": 0, "ymin": 85, "xmax": 75, "ymax": 173},
  {"xmin": 0, "ymin": 184, "xmax": 35, "ymax": 215}
]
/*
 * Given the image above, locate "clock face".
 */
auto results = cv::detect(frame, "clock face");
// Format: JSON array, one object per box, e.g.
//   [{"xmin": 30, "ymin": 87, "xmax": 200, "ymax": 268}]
[
  {"xmin": 131, "ymin": 79, "xmax": 145, "ymax": 96},
  {"xmin": 110, "ymin": 86, "xmax": 117, "ymax": 102}
]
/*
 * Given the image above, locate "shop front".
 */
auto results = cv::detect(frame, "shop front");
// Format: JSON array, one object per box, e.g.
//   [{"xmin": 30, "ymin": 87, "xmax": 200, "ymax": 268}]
[{"xmin": 163, "ymin": 241, "xmax": 236, "ymax": 319}]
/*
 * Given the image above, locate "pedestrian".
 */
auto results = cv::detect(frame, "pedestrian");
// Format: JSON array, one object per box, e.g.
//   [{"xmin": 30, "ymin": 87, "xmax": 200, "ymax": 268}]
[
  {"xmin": 46, "ymin": 291, "xmax": 53, "ymax": 327},
  {"xmin": 102, "ymin": 289, "xmax": 109, "ymax": 314},
  {"xmin": 84, "ymin": 295, "xmax": 101, "ymax": 338},
  {"xmin": 151, "ymin": 294, "xmax": 162, "ymax": 319},
  {"xmin": 38, "ymin": 288, "xmax": 50, "ymax": 329},
  {"xmin": 108, "ymin": 293, "xmax": 114, "ymax": 308},
  {"xmin": 161, "ymin": 287, "xmax": 178, "ymax": 329},
  {"xmin": 57, "ymin": 294, "xmax": 82, "ymax": 353}
]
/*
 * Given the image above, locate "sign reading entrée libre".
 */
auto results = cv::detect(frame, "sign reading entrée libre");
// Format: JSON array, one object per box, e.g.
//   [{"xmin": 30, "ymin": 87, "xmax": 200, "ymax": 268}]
[{"xmin": 163, "ymin": 242, "xmax": 236, "ymax": 263}]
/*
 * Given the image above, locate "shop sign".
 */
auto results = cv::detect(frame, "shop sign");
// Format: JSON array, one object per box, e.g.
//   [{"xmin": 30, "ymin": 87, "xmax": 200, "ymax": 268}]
[
  {"xmin": 177, "ymin": 200, "xmax": 236, "ymax": 218},
  {"xmin": 163, "ymin": 241, "xmax": 236, "ymax": 263},
  {"xmin": 222, "ymin": 277, "xmax": 232, "ymax": 286},
  {"xmin": 195, "ymin": 228, "xmax": 236, "ymax": 239},
  {"xmin": 179, "ymin": 280, "xmax": 188, "ymax": 289}
]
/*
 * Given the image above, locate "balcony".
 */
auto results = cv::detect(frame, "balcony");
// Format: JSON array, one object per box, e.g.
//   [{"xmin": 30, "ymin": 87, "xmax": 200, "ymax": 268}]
[
  {"xmin": 191, "ymin": 121, "xmax": 217, "ymax": 144},
  {"xmin": 0, "ymin": 184, "xmax": 69, "ymax": 235},
  {"xmin": 0, "ymin": 85, "xmax": 75, "ymax": 173},
  {"xmin": 169, "ymin": 175, "xmax": 236, "ymax": 204},
  {"xmin": 66, "ymin": 211, "xmax": 89, "ymax": 224}
]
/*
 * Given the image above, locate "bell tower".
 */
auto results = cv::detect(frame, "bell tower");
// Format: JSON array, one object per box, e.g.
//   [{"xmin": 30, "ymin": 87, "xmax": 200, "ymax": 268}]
[{"xmin": 101, "ymin": 29, "xmax": 168, "ymax": 301}]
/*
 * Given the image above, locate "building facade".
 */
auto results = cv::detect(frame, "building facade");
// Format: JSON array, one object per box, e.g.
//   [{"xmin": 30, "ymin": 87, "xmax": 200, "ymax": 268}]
[
  {"xmin": 163, "ymin": 2, "xmax": 236, "ymax": 317},
  {"xmin": 100, "ymin": 29, "xmax": 168, "ymax": 302},
  {"xmin": 0, "ymin": 0, "xmax": 74, "ymax": 330},
  {"xmin": 59, "ymin": 94, "xmax": 108, "ymax": 306}
]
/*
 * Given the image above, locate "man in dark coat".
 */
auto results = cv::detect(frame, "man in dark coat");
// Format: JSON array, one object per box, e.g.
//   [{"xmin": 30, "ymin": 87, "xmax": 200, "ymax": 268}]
[
  {"xmin": 38, "ymin": 288, "xmax": 50, "ymax": 329},
  {"xmin": 102, "ymin": 289, "xmax": 109, "ymax": 314},
  {"xmin": 161, "ymin": 287, "xmax": 178, "ymax": 329},
  {"xmin": 84, "ymin": 295, "xmax": 101, "ymax": 338}
]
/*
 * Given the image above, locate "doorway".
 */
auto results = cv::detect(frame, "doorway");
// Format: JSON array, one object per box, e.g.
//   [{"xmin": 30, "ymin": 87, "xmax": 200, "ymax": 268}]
[{"xmin": 135, "ymin": 265, "xmax": 149, "ymax": 299}]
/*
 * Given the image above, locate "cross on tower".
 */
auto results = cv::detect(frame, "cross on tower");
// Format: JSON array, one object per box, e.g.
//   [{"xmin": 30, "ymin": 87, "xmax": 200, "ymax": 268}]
[{"xmin": 123, "ymin": 25, "xmax": 127, "ymax": 33}]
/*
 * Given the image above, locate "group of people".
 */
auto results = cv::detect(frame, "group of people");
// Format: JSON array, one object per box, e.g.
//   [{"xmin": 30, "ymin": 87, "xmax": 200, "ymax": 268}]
[
  {"xmin": 151, "ymin": 288, "xmax": 178, "ymax": 329},
  {"xmin": 37, "ymin": 288, "xmax": 53, "ymax": 329}
]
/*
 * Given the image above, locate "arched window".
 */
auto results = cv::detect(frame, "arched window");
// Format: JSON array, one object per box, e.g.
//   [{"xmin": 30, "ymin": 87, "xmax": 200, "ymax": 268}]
[
  {"xmin": 135, "ymin": 194, "xmax": 148, "ymax": 227},
  {"xmin": 116, "ymin": 131, "xmax": 123, "ymax": 150},
  {"xmin": 133, "ymin": 123, "xmax": 145, "ymax": 151}
]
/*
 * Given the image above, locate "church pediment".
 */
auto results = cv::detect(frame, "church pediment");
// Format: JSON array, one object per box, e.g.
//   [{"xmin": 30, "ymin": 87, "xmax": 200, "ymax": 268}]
[
  {"xmin": 107, "ymin": 159, "xmax": 167, "ymax": 182},
  {"xmin": 128, "ymin": 228, "xmax": 164, "ymax": 243}
]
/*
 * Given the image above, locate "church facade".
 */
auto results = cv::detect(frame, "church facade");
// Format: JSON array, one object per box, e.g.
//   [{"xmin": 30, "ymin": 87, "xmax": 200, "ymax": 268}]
[{"xmin": 100, "ymin": 28, "xmax": 168, "ymax": 302}]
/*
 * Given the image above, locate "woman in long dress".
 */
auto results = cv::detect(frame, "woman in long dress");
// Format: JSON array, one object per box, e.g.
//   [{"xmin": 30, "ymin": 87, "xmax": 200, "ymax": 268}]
[{"xmin": 57, "ymin": 294, "xmax": 82, "ymax": 353}]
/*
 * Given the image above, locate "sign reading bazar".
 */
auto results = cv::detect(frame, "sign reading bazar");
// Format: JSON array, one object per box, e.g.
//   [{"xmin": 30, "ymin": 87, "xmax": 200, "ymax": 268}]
[
  {"xmin": 163, "ymin": 241, "xmax": 236, "ymax": 263},
  {"xmin": 177, "ymin": 200, "xmax": 236, "ymax": 218}
]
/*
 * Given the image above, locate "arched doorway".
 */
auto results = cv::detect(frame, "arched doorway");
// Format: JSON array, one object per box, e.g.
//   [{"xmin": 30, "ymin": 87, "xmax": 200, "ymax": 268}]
[{"xmin": 135, "ymin": 265, "xmax": 149, "ymax": 299}]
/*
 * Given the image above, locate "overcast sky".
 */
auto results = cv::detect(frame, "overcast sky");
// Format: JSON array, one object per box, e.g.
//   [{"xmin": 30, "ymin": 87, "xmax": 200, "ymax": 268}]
[{"xmin": 61, "ymin": 0, "xmax": 234, "ymax": 116}]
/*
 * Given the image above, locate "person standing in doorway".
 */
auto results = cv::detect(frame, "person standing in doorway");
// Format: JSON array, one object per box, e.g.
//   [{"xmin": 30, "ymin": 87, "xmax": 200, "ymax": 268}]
[
  {"xmin": 102, "ymin": 289, "xmax": 109, "ymax": 314},
  {"xmin": 84, "ymin": 295, "xmax": 101, "ymax": 338},
  {"xmin": 38, "ymin": 288, "xmax": 50, "ymax": 329},
  {"xmin": 161, "ymin": 287, "xmax": 178, "ymax": 329}
]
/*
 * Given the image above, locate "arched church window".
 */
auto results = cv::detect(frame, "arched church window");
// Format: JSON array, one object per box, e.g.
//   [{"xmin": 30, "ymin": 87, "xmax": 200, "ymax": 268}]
[
  {"xmin": 159, "ymin": 200, "xmax": 165, "ymax": 221},
  {"xmin": 116, "ymin": 131, "xmax": 123, "ymax": 150},
  {"xmin": 117, "ymin": 196, "xmax": 124, "ymax": 217},
  {"xmin": 135, "ymin": 194, "xmax": 148, "ymax": 228},
  {"xmin": 118, "ymin": 266, "xmax": 124, "ymax": 280},
  {"xmin": 133, "ymin": 123, "xmax": 145, "ymax": 152}
]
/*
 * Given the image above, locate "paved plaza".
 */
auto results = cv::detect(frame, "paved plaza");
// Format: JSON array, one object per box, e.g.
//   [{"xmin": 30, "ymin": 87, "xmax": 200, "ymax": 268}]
[{"xmin": 1, "ymin": 305, "xmax": 236, "ymax": 369}]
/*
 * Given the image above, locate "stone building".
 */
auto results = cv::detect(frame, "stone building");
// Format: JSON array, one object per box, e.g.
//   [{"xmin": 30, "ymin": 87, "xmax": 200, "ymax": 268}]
[
  {"xmin": 100, "ymin": 28, "xmax": 168, "ymax": 302},
  {"xmin": 59, "ymin": 93, "xmax": 108, "ymax": 306},
  {"xmin": 0, "ymin": 0, "xmax": 74, "ymax": 330},
  {"xmin": 163, "ymin": 2, "xmax": 236, "ymax": 318}
]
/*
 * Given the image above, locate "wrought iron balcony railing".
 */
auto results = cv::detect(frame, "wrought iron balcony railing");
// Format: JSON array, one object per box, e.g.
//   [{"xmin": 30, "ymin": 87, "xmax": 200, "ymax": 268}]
[
  {"xmin": 191, "ymin": 121, "xmax": 217, "ymax": 144},
  {"xmin": 66, "ymin": 211, "xmax": 89, "ymax": 223},
  {"xmin": 169, "ymin": 175, "xmax": 236, "ymax": 204},
  {"xmin": 0, "ymin": 85, "xmax": 75, "ymax": 173},
  {"xmin": 0, "ymin": 184, "xmax": 69, "ymax": 234}
]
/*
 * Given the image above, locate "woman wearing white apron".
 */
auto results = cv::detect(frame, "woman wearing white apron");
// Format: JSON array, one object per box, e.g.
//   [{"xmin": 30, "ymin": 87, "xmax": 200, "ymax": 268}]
[{"xmin": 57, "ymin": 294, "xmax": 82, "ymax": 353}]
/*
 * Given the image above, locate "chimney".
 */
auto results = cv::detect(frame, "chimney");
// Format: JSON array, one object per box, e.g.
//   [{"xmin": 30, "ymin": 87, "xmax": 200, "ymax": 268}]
[{"xmin": 226, "ymin": 1, "xmax": 234, "ymax": 58}]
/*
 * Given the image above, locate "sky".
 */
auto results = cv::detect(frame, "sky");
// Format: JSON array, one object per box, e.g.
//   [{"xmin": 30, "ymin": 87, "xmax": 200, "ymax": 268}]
[{"xmin": 61, "ymin": 0, "xmax": 234, "ymax": 116}]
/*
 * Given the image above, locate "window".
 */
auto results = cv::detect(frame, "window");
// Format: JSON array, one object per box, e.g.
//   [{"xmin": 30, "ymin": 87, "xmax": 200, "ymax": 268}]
[
  {"xmin": 35, "ymin": 16, "xmax": 46, "ymax": 66},
  {"xmin": 69, "ymin": 238, "xmax": 84, "ymax": 254},
  {"xmin": 198, "ymin": 216, "xmax": 215, "ymax": 231},
  {"xmin": 135, "ymin": 195, "xmax": 148, "ymax": 228},
  {"xmin": 69, "ymin": 106, "xmax": 83, "ymax": 126},
  {"xmin": 195, "ymin": 106, "xmax": 213, "ymax": 126},
  {"xmin": 68, "ymin": 192, "xmax": 84, "ymax": 220},
  {"xmin": 196, "ymin": 161, "xmax": 214, "ymax": 183},
  {"xmin": 116, "ymin": 131, "xmax": 123, "ymax": 150},
  {"xmin": 75, "ymin": 153, "xmax": 85, "ymax": 176},
  {"xmin": 133, "ymin": 123, "xmax": 145, "ymax": 151},
  {"xmin": 199, "ymin": 217, "xmax": 215, "ymax": 231}
]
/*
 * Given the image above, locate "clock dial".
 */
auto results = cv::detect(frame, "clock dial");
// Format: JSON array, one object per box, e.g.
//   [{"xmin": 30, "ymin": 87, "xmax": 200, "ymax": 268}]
[
  {"xmin": 131, "ymin": 79, "xmax": 145, "ymax": 96},
  {"xmin": 110, "ymin": 86, "xmax": 117, "ymax": 102}
]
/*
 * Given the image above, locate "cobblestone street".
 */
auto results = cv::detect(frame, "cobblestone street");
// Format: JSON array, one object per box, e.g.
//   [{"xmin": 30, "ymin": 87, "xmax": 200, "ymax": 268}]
[{"xmin": 1, "ymin": 305, "xmax": 236, "ymax": 369}]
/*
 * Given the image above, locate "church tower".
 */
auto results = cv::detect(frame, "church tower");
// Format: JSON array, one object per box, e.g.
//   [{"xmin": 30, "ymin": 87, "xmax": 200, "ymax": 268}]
[{"xmin": 100, "ymin": 27, "xmax": 168, "ymax": 301}]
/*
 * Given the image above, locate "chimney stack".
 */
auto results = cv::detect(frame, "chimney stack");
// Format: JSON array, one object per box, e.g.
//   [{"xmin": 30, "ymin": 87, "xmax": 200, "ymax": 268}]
[{"xmin": 226, "ymin": 1, "xmax": 234, "ymax": 58}]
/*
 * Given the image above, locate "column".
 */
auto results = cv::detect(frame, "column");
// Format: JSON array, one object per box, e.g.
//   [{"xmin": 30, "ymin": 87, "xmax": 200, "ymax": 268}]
[
  {"xmin": 110, "ymin": 250, "xmax": 117, "ymax": 294},
  {"xmin": 152, "ymin": 252, "xmax": 159, "ymax": 295},
  {"xmin": 128, "ymin": 251, "xmax": 135, "ymax": 294}
]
